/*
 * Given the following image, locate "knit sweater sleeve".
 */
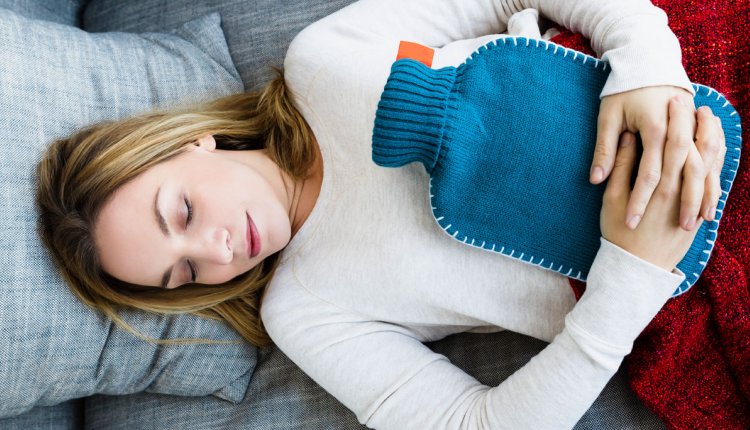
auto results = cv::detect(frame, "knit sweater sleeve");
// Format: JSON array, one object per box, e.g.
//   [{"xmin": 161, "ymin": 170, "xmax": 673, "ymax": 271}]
[
  {"xmin": 262, "ymin": 239, "xmax": 684, "ymax": 429},
  {"xmin": 284, "ymin": 0, "xmax": 692, "ymax": 103},
  {"xmin": 518, "ymin": 0, "xmax": 693, "ymax": 96}
]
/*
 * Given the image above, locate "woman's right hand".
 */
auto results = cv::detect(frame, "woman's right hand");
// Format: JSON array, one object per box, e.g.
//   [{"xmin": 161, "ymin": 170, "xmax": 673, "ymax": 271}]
[{"xmin": 600, "ymin": 100, "xmax": 708, "ymax": 271}]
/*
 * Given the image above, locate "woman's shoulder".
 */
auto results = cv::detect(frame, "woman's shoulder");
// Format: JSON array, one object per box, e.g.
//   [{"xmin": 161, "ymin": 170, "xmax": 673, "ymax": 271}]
[
  {"xmin": 260, "ymin": 263, "xmax": 340, "ymax": 329},
  {"xmin": 260, "ymin": 261, "xmax": 380, "ymax": 355},
  {"xmin": 283, "ymin": 14, "xmax": 349, "ymax": 95},
  {"xmin": 284, "ymin": 17, "xmax": 395, "ymax": 104}
]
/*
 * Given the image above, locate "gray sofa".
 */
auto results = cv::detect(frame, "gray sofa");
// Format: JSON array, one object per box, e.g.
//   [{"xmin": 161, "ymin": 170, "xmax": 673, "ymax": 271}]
[{"xmin": 0, "ymin": 1, "xmax": 665, "ymax": 428}]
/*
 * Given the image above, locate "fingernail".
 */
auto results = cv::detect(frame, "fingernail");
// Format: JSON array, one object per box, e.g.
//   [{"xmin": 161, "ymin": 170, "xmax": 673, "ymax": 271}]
[
  {"xmin": 706, "ymin": 206, "xmax": 716, "ymax": 221},
  {"xmin": 627, "ymin": 215, "xmax": 641, "ymax": 230},
  {"xmin": 591, "ymin": 166, "xmax": 604, "ymax": 183},
  {"xmin": 683, "ymin": 217, "xmax": 694, "ymax": 230}
]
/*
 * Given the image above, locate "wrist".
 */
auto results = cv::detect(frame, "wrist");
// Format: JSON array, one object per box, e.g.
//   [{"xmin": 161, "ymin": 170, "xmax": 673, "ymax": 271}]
[{"xmin": 600, "ymin": 236, "xmax": 682, "ymax": 275}]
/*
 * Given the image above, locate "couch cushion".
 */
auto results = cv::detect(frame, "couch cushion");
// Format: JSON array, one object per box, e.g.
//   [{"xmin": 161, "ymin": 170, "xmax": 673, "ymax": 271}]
[
  {"xmin": 83, "ymin": 0, "xmax": 358, "ymax": 90},
  {"xmin": 0, "ymin": 400, "xmax": 82, "ymax": 430},
  {"xmin": 84, "ymin": 331, "xmax": 666, "ymax": 429},
  {"xmin": 0, "ymin": 0, "xmax": 87, "ymax": 26},
  {"xmin": 0, "ymin": 9, "xmax": 255, "ymax": 418}
]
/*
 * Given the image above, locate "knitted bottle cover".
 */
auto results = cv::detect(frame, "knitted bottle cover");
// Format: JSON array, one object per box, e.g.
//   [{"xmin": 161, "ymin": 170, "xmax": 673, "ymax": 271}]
[{"xmin": 372, "ymin": 37, "xmax": 742, "ymax": 296}]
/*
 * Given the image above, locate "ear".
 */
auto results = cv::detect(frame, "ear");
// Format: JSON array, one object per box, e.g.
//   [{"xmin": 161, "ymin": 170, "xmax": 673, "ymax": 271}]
[{"xmin": 193, "ymin": 134, "xmax": 216, "ymax": 151}]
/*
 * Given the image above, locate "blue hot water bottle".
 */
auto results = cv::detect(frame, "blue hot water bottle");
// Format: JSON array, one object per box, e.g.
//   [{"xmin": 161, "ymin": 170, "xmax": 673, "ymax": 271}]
[{"xmin": 371, "ymin": 37, "xmax": 742, "ymax": 296}]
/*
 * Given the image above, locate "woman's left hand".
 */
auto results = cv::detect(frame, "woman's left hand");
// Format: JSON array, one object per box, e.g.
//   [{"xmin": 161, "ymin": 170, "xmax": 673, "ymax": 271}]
[{"xmin": 590, "ymin": 85, "xmax": 726, "ymax": 231}]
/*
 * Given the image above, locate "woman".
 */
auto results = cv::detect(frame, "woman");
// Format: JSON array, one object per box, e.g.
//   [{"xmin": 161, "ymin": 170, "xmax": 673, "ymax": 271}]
[{"xmin": 36, "ymin": 0, "xmax": 728, "ymax": 428}]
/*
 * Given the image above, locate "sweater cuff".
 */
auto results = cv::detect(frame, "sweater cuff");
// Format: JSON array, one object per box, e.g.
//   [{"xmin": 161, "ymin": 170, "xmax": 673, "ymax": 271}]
[
  {"xmin": 372, "ymin": 59, "xmax": 456, "ymax": 173},
  {"xmin": 599, "ymin": 15, "xmax": 694, "ymax": 97},
  {"xmin": 564, "ymin": 237, "xmax": 685, "ymax": 359}
]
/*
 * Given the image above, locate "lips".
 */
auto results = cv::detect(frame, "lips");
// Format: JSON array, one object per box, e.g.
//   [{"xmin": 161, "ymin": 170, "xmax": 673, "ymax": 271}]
[{"xmin": 246, "ymin": 213, "xmax": 261, "ymax": 258}]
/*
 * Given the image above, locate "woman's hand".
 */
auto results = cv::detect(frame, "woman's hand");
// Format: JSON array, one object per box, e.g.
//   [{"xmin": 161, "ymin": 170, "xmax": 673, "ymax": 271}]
[
  {"xmin": 600, "ymin": 129, "xmax": 701, "ymax": 272},
  {"xmin": 591, "ymin": 86, "xmax": 726, "ymax": 232}
]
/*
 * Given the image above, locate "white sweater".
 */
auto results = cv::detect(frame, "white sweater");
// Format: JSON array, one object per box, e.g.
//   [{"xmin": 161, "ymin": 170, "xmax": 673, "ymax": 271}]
[{"xmin": 261, "ymin": 1, "xmax": 689, "ymax": 428}]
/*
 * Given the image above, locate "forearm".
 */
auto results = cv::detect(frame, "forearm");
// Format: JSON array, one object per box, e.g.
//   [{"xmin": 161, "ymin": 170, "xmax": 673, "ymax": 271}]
[
  {"xmin": 286, "ymin": 0, "xmax": 691, "ymax": 102},
  {"xmin": 368, "ymin": 238, "xmax": 683, "ymax": 429},
  {"xmin": 528, "ymin": 0, "xmax": 693, "ymax": 95},
  {"xmin": 493, "ymin": 239, "xmax": 683, "ymax": 427},
  {"xmin": 439, "ymin": 0, "xmax": 693, "ymax": 96}
]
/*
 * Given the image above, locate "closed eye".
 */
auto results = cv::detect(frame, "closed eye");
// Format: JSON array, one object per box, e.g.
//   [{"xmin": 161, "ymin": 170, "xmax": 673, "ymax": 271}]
[
  {"xmin": 184, "ymin": 197, "xmax": 196, "ymax": 283},
  {"xmin": 187, "ymin": 260, "xmax": 197, "ymax": 283},
  {"xmin": 185, "ymin": 197, "xmax": 193, "ymax": 227}
]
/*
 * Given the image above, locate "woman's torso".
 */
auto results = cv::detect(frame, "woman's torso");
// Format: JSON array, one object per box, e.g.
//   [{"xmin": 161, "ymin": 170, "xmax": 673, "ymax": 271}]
[{"xmin": 267, "ymin": 30, "xmax": 576, "ymax": 343}]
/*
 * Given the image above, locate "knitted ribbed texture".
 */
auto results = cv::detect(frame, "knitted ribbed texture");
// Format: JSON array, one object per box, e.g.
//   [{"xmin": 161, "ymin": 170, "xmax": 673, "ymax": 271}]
[
  {"xmin": 372, "ymin": 63, "xmax": 456, "ymax": 172},
  {"xmin": 372, "ymin": 37, "xmax": 742, "ymax": 296}
]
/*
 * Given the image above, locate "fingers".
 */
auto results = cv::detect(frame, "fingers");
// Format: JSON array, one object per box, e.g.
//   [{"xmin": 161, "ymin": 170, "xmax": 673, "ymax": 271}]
[
  {"xmin": 694, "ymin": 107, "xmax": 721, "ymax": 179},
  {"xmin": 661, "ymin": 98, "xmax": 694, "ymax": 188},
  {"xmin": 680, "ymin": 145, "xmax": 705, "ymax": 229},
  {"xmin": 694, "ymin": 107, "xmax": 726, "ymax": 222},
  {"xmin": 591, "ymin": 101, "xmax": 622, "ymax": 184},
  {"xmin": 625, "ymin": 115, "xmax": 670, "ymax": 230},
  {"xmin": 680, "ymin": 106, "xmax": 726, "ymax": 228},
  {"xmin": 605, "ymin": 132, "xmax": 638, "ymax": 201},
  {"xmin": 597, "ymin": 88, "xmax": 719, "ymax": 233},
  {"xmin": 624, "ymin": 95, "xmax": 695, "ymax": 230},
  {"xmin": 651, "ymin": 97, "xmax": 696, "ymax": 231},
  {"xmin": 702, "ymin": 143, "xmax": 726, "ymax": 221}
]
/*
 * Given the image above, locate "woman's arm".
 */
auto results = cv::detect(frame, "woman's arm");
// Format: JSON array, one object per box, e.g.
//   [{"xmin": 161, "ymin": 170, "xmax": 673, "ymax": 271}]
[
  {"xmin": 262, "ymin": 241, "xmax": 683, "ymax": 429},
  {"xmin": 285, "ymin": 0, "xmax": 691, "ymax": 97}
]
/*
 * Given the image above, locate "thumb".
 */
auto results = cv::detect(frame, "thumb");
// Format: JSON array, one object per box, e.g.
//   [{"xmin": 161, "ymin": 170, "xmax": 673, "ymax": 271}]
[
  {"xmin": 605, "ymin": 132, "xmax": 638, "ymax": 196},
  {"xmin": 592, "ymin": 101, "xmax": 624, "ymax": 184}
]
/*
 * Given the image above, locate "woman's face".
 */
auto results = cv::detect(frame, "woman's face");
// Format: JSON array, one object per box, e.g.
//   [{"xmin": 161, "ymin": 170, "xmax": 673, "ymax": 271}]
[{"xmin": 94, "ymin": 135, "xmax": 292, "ymax": 289}]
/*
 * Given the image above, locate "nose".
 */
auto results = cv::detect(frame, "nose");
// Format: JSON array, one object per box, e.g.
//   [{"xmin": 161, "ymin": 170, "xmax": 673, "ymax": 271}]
[{"xmin": 189, "ymin": 226, "xmax": 233, "ymax": 265}]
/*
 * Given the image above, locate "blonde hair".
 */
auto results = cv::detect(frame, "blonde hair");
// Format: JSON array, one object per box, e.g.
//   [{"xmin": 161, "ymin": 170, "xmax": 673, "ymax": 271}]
[{"xmin": 35, "ymin": 70, "xmax": 315, "ymax": 347}]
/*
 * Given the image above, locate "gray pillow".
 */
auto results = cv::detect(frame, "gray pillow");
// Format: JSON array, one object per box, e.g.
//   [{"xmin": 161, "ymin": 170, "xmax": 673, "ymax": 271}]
[
  {"xmin": 83, "ymin": 0, "xmax": 359, "ymax": 90},
  {"xmin": 0, "ymin": 8, "xmax": 256, "ymax": 418},
  {"xmin": 0, "ymin": 0, "xmax": 87, "ymax": 26}
]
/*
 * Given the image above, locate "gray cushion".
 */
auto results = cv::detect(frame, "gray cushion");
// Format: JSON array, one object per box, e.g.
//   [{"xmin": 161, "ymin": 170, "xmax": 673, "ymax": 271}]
[
  {"xmin": 84, "ymin": 331, "xmax": 665, "ymax": 429},
  {"xmin": 83, "ymin": 0, "xmax": 359, "ymax": 90},
  {"xmin": 0, "ymin": 0, "xmax": 87, "ymax": 26},
  {"xmin": 0, "ymin": 400, "xmax": 82, "ymax": 430},
  {"xmin": 0, "ymin": 9, "xmax": 255, "ymax": 418}
]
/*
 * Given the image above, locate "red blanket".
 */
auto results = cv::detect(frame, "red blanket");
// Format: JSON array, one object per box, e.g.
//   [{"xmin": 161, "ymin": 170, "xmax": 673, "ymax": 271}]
[{"xmin": 554, "ymin": 1, "xmax": 750, "ymax": 428}]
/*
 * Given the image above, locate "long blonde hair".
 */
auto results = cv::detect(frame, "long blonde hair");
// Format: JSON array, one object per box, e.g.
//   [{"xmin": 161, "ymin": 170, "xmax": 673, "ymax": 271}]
[{"xmin": 35, "ymin": 70, "xmax": 315, "ymax": 347}]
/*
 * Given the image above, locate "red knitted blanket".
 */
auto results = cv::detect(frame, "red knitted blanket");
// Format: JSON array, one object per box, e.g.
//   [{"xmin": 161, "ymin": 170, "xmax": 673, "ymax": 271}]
[{"xmin": 555, "ymin": 1, "xmax": 750, "ymax": 428}]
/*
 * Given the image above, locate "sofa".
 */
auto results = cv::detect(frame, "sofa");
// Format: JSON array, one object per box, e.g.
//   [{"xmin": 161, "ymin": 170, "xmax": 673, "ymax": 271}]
[{"xmin": 0, "ymin": 1, "xmax": 666, "ymax": 428}]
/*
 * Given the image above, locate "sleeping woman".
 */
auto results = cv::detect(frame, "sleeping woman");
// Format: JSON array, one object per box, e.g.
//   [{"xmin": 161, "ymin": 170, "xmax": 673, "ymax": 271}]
[{"xmin": 36, "ymin": 0, "xmax": 730, "ymax": 428}]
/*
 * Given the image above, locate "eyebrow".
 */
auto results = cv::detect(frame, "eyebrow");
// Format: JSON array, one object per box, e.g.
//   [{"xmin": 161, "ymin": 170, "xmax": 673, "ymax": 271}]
[{"xmin": 154, "ymin": 186, "xmax": 173, "ymax": 289}]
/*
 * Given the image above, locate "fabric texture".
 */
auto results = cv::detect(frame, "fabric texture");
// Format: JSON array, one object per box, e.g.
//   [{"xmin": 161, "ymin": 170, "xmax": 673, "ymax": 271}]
[
  {"xmin": 555, "ymin": 0, "xmax": 750, "ymax": 427},
  {"xmin": 82, "ymin": 0, "xmax": 360, "ymax": 91},
  {"xmin": 0, "ymin": 400, "xmax": 83, "ymax": 430},
  {"xmin": 0, "ymin": 9, "xmax": 254, "ymax": 418},
  {"xmin": 372, "ymin": 37, "xmax": 741, "ymax": 296},
  {"xmin": 83, "ymin": 331, "xmax": 665, "ymax": 430},
  {"xmin": 0, "ymin": 0, "xmax": 87, "ymax": 26}
]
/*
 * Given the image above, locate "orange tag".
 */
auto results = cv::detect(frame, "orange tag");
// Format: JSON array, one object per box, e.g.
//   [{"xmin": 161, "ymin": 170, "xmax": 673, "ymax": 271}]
[{"xmin": 396, "ymin": 41, "xmax": 434, "ymax": 67}]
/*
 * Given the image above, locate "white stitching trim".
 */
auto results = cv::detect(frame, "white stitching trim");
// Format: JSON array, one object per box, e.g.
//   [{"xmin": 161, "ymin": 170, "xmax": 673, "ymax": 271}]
[{"xmin": 422, "ymin": 48, "xmax": 743, "ymax": 296}]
